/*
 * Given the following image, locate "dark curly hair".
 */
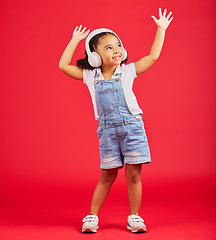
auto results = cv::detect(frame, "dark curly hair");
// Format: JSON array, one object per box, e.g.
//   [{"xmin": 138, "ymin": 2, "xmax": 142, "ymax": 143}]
[{"xmin": 77, "ymin": 32, "xmax": 128, "ymax": 70}]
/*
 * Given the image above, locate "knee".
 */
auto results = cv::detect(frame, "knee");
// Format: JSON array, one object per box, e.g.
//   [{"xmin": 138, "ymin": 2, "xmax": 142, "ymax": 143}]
[
  {"xmin": 125, "ymin": 169, "xmax": 141, "ymax": 184},
  {"xmin": 100, "ymin": 169, "xmax": 118, "ymax": 184}
]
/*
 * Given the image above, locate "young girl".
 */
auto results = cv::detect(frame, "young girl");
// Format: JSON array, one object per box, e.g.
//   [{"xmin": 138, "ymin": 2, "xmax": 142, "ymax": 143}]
[{"xmin": 59, "ymin": 8, "xmax": 173, "ymax": 233}]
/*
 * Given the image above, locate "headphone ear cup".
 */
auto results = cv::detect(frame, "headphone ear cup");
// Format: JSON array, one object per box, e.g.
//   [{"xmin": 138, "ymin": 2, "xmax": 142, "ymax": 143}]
[
  {"xmin": 122, "ymin": 48, "xmax": 127, "ymax": 61},
  {"xmin": 88, "ymin": 52, "xmax": 102, "ymax": 67}
]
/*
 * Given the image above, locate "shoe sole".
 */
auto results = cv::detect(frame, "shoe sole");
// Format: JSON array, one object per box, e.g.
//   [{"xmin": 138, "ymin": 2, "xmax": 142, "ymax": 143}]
[
  {"xmin": 127, "ymin": 225, "xmax": 147, "ymax": 233},
  {"xmin": 82, "ymin": 226, "xmax": 99, "ymax": 233}
]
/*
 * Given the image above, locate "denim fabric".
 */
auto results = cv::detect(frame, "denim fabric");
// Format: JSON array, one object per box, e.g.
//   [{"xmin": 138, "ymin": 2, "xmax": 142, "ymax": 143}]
[{"xmin": 94, "ymin": 73, "xmax": 151, "ymax": 169}]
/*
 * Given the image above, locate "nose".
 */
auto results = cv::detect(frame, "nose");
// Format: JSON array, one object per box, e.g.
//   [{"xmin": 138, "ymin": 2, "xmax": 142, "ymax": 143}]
[{"xmin": 113, "ymin": 47, "xmax": 119, "ymax": 53}]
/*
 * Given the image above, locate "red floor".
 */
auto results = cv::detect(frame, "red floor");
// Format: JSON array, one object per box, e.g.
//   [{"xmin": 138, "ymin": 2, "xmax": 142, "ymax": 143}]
[{"xmin": 0, "ymin": 177, "xmax": 215, "ymax": 240}]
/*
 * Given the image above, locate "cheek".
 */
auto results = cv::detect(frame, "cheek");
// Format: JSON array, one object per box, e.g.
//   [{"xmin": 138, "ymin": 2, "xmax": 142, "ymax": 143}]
[{"xmin": 101, "ymin": 53, "xmax": 112, "ymax": 61}]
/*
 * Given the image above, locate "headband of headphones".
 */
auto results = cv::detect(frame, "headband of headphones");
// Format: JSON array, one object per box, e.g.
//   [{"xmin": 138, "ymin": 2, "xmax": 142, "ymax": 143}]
[{"xmin": 85, "ymin": 28, "xmax": 127, "ymax": 67}]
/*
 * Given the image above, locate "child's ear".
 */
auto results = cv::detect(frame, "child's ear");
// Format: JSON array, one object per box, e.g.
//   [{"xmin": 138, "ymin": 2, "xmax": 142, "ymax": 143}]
[{"xmin": 93, "ymin": 45, "xmax": 97, "ymax": 52}]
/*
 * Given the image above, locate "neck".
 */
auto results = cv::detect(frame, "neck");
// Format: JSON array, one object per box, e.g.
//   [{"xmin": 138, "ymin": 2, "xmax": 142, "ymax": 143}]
[{"xmin": 101, "ymin": 65, "xmax": 117, "ymax": 79}]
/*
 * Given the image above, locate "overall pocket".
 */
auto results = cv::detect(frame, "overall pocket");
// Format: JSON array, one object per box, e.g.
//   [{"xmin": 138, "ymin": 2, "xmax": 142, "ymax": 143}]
[
  {"xmin": 98, "ymin": 88, "xmax": 119, "ymax": 114},
  {"xmin": 126, "ymin": 118, "xmax": 144, "ymax": 134},
  {"xmin": 97, "ymin": 123, "xmax": 105, "ymax": 138}
]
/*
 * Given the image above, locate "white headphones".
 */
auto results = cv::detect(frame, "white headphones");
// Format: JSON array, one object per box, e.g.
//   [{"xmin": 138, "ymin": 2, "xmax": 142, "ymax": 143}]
[{"xmin": 85, "ymin": 28, "xmax": 127, "ymax": 67}]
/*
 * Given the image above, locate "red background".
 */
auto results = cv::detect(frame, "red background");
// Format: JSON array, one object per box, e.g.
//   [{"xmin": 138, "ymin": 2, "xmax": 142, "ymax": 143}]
[{"xmin": 0, "ymin": 0, "xmax": 215, "ymax": 239}]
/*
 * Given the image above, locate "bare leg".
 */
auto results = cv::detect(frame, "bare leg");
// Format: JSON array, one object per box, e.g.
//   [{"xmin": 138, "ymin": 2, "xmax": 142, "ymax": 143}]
[
  {"xmin": 125, "ymin": 164, "xmax": 142, "ymax": 215},
  {"xmin": 90, "ymin": 168, "xmax": 119, "ymax": 215}
]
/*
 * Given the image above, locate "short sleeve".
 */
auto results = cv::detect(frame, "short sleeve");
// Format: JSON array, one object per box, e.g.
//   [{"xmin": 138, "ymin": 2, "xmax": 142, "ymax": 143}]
[
  {"xmin": 83, "ymin": 69, "xmax": 89, "ymax": 85},
  {"xmin": 121, "ymin": 62, "xmax": 137, "ymax": 79},
  {"xmin": 83, "ymin": 68, "xmax": 96, "ymax": 84}
]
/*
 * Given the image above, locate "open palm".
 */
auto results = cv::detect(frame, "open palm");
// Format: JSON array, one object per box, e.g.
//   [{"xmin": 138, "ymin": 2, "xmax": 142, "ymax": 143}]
[
  {"xmin": 151, "ymin": 8, "xmax": 173, "ymax": 30},
  {"xmin": 72, "ymin": 25, "xmax": 90, "ymax": 42}
]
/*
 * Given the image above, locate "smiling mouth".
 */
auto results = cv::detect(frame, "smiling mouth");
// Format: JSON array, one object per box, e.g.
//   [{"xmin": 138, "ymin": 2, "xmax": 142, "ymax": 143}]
[{"xmin": 113, "ymin": 55, "xmax": 122, "ymax": 61}]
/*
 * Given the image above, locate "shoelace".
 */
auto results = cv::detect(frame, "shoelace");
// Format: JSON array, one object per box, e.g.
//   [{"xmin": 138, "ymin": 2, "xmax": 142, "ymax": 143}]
[
  {"xmin": 129, "ymin": 215, "xmax": 144, "ymax": 223},
  {"xmin": 83, "ymin": 215, "xmax": 98, "ymax": 223}
]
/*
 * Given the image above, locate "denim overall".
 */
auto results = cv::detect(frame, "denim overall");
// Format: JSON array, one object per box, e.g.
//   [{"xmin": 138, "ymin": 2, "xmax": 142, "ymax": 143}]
[{"xmin": 94, "ymin": 71, "xmax": 151, "ymax": 169}]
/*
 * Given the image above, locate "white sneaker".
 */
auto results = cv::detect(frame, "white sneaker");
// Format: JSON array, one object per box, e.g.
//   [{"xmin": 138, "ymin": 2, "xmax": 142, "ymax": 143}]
[
  {"xmin": 82, "ymin": 215, "xmax": 99, "ymax": 233},
  {"xmin": 127, "ymin": 213, "xmax": 147, "ymax": 233}
]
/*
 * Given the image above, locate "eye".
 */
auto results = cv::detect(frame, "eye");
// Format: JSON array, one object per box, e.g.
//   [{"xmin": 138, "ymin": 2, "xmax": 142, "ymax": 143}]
[
  {"xmin": 117, "ymin": 44, "xmax": 121, "ymax": 47},
  {"xmin": 106, "ymin": 46, "xmax": 112, "ymax": 50}
]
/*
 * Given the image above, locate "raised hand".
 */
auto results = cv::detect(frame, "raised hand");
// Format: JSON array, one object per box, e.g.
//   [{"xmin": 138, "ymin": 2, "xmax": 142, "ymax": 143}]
[
  {"xmin": 151, "ymin": 8, "xmax": 173, "ymax": 30},
  {"xmin": 72, "ymin": 25, "xmax": 90, "ymax": 42}
]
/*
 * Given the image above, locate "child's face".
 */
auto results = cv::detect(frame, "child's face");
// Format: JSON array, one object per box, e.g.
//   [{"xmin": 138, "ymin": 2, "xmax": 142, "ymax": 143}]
[{"xmin": 95, "ymin": 34, "xmax": 124, "ymax": 67}]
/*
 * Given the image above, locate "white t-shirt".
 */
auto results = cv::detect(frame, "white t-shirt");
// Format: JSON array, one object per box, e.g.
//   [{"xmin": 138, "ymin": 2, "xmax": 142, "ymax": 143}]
[{"xmin": 83, "ymin": 62, "xmax": 143, "ymax": 120}]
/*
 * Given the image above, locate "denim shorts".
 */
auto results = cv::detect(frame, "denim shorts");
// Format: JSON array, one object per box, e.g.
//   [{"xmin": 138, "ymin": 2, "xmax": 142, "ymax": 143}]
[{"xmin": 97, "ymin": 114, "xmax": 151, "ymax": 169}]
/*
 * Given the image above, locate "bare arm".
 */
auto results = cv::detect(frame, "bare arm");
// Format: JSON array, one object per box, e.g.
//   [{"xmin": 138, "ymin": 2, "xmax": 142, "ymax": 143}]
[
  {"xmin": 135, "ymin": 8, "xmax": 173, "ymax": 75},
  {"xmin": 59, "ymin": 25, "xmax": 90, "ymax": 80}
]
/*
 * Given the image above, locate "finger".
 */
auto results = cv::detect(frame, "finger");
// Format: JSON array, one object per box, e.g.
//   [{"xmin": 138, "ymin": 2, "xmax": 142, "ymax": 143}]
[
  {"xmin": 151, "ymin": 15, "xmax": 158, "ymax": 23},
  {"xmin": 163, "ymin": 8, "xmax": 167, "ymax": 17},
  {"xmin": 84, "ymin": 29, "xmax": 90, "ymax": 37},
  {"xmin": 159, "ymin": 8, "xmax": 162, "ymax": 18},
  {"xmin": 168, "ymin": 16, "xmax": 174, "ymax": 23},
  {"xmin": 74, "ymin": 26, "xmax": 78, "ymax": 32},
  {"xmin": 81, "ymin": 27, "xmax": 87, "ymax": 33},
  {"xmin": 78, "ymin": 25, "xmax": 82, "ymax": 32},
  {"xmin": 167, "ymin": 11, "xmax": 172, "ymax": 19}
]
